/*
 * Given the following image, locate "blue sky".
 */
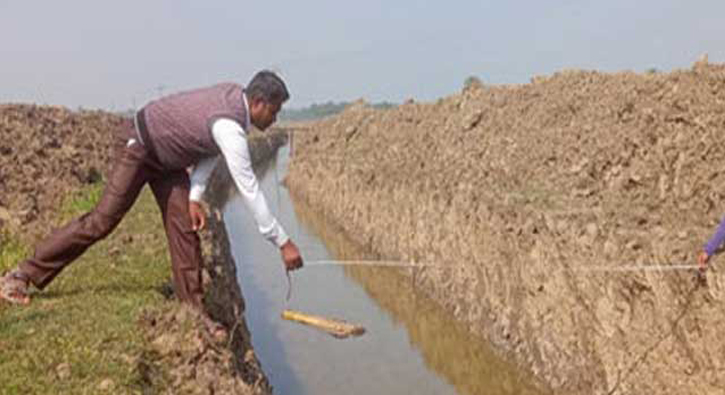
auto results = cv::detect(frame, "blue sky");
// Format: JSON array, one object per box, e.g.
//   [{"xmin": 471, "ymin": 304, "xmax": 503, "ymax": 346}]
[{"xmin": 1, "ymin": 1, "xmax": 724, "ymax": 110}]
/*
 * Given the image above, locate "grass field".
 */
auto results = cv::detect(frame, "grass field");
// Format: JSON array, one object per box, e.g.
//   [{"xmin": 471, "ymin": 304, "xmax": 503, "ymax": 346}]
[{"xmin": 0, "ymin": 183, "xmax": 173, "ymax": 394}]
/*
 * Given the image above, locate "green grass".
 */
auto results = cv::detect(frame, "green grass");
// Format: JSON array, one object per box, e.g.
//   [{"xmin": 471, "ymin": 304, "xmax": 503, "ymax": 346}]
[
  {"xmin": 0, "ymin": 232, "xmax": 30, "ymax": 274},
  {"xmin": 0, "ymin": 183, "xmax": 173, "ymax": 394},
  {"xmin": 57, "ymin": 182, "xmax": 105, "ymax": 223}
]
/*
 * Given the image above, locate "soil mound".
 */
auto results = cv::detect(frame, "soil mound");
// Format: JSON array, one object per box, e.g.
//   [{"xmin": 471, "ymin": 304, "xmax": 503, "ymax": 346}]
[
  {"xmin": 0, "ymin": 104, "xmax": 122, "ymax": 240},
  {"xmin": 139, "ymin": 304, "xmax": 269, "ymax": 394},
  {"xmin": 287, "ymin": 61, "xmax": 725, "ymax": 394}
]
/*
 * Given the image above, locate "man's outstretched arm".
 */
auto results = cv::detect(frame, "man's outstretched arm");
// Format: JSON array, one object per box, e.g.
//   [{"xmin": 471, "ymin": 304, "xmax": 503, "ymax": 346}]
[{"xmin": 211, "ymin": 118, "xmax": 302, "ymax": 271}]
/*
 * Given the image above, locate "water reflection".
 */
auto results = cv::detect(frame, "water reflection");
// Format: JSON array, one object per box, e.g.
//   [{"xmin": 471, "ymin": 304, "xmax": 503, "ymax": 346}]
[
  {"xmin": 290, "ymin": 196, "xmax": 550, "ymax": 395},
  {"xmin": 224, "ymin": 143, "xmax": 549, "ymax": 395},
  {"xmin": 225, "ymin": 146, "xmax": 457, "ymax": 395}
]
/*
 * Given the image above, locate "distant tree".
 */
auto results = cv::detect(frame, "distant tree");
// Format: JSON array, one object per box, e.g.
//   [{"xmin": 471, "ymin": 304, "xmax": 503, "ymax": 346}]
[
  {"xmin": 372, "ymin": 101, "xmax": 396, "ymax": 110},
  {"xmin": 279, "ymin": 100, "xmax": 397, "ymax": 122},
  {"xmin": 463, "ymin": 75, "xmax": 483, "ymax": 91}
]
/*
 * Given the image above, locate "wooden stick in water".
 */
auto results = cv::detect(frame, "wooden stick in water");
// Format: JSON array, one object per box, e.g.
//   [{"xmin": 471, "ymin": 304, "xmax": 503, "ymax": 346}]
[{"xmin": 281, "ymin": 310, "xmax": 366, "ymax": 339}]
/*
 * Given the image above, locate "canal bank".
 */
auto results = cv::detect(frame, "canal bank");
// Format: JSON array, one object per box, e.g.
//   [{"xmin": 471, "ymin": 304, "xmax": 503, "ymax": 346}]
[{"xmin": 284, "ymin": 63, "xmax": 725, "ymax": 394}]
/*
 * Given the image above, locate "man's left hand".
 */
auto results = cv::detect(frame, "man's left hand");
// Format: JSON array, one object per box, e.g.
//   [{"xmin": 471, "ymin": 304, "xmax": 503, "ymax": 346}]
[{"xmin": 189, "ymin": 201, "xmax": 207, "ymax": 231}]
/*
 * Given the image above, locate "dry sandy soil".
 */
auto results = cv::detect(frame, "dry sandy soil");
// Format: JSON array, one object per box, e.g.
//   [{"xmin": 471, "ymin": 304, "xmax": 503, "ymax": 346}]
[{"xmin": 287, "ymin": 60, "xmax": 725, "ymax": 394}]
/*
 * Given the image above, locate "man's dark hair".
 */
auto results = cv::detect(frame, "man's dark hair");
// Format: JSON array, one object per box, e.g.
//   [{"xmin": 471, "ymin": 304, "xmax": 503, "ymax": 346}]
[{"xmin": 246, "ymin": 70, "xmax": 290, "ymax": 105}]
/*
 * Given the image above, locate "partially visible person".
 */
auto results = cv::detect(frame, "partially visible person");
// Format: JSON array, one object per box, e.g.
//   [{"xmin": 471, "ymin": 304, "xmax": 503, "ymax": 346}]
[{"xmin": 698, "ymin": 217, "xmax": 725, "ymax": 272}]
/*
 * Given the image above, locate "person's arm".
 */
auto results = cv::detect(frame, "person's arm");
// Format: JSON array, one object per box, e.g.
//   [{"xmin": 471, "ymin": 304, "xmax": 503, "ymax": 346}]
[
  {"xmin": 188, "ymin": 157, "xmax": 219, "ymax": 231},
  {"xmin": 189, "ymin": 157, "xmax": 219, "ymax": 203},
  {"xmin": 700, "ymin": 216, "xmax": 725, "ymax": 270},
  {"xmin": 704, "ymin": 216, "xmax": 725, "ymax": 257},
  {"xmin": 211, "ymin": 118, "xmax": 302, "ymax": 270}
]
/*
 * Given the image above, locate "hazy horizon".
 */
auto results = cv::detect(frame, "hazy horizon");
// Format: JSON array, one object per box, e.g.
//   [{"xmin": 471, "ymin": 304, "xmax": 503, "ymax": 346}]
[{"xmin": 2, "ymin": 1, "xmax": 724, "ymax": 111}]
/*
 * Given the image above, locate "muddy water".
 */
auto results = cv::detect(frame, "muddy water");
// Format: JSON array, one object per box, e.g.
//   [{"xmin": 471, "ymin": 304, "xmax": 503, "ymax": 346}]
[{"xmin": 222, "ymin": 144, "xmax": 548, "ymax": 395}]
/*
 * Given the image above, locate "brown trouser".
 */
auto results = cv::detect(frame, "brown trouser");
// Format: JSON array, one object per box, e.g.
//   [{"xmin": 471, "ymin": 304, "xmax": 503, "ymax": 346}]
[{"xmin": 19, "ymin": 120, "xmax": 203, "ymax": 307}]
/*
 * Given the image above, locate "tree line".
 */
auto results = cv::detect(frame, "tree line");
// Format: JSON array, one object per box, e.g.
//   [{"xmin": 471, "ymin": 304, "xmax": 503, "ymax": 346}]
[{"xmin": 279, "ymin": 100, "xmax": 396, "ymax": 122}]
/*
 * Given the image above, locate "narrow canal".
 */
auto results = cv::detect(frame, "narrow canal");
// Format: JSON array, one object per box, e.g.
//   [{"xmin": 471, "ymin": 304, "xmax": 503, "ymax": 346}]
[{"xmin": 222, "ymin": 143, "xmax": 548, "ymax": 395}]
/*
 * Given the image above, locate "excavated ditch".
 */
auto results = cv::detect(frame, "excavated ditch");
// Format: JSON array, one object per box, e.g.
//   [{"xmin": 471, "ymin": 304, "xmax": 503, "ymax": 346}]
[
  {"xmin": 286, "ymin": 61, "xmax": 725, "ymax": 394},
  {"xmin": 221, "ymin": 143, "xmax": 549, "ymax": 394}
]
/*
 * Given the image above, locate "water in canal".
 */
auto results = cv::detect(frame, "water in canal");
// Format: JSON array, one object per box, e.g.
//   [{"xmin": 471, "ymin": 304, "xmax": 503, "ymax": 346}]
[{"xmin": 222, "ymin": 144, "xmax": 547, "ymax": 395}]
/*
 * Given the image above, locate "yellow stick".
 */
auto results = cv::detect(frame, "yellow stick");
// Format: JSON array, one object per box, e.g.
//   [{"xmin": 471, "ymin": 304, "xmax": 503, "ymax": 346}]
[{"xmin": 281, "ymin": 309, "xmax": 366, "ymax": 339}]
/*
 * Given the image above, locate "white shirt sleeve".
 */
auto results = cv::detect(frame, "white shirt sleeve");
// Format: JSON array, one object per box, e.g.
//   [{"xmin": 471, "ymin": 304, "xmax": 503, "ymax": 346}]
[
  {"xmin": 210, "ymin": 118, "xmax": 289, "ymax": 248},
  {"xmin": 189, "ymin": 156, "xmax": 219, "ymax": 202}
]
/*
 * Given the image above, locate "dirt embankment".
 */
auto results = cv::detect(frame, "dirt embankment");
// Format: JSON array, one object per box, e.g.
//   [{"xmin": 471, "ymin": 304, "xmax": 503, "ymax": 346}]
[
  {"xmin": 0, "ymin": 104, "xmax": 121, "ymax": 240},
  {"xmin": 286, "ymin": 61, "xmax": 725, "ymax": 394},
  {"xmin": 0, "ymin": 104, "xmax": 283, "ymax": 394}
]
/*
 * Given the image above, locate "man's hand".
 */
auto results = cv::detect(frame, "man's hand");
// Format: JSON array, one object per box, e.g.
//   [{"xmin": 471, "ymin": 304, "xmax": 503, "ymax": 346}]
[
  {"xmin": 698, "ymin": 251, "xmax": 710, "ymax": 273},
  {"xmin": 189, "ymin": 201, "xmax": 207, "ymax": 232},
  {"xmin": 281, "ymin": 240, "xmax": 303, "ymax": 271}
]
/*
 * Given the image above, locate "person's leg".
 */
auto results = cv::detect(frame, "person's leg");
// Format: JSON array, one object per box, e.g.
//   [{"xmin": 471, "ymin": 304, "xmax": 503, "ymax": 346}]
[
  {"xmin": 16, "ymin": 136, "xmax": 152, "ymax": 290},
  {"xmin": 149, "ymin": 171, "xmax": 204, "ymax": 308}
]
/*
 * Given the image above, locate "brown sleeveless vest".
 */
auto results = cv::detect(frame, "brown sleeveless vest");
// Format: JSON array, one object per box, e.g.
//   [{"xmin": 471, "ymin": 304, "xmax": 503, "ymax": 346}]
[{"xmin": 140, "ymin": 83, "xmax": 248, "ymax": 170}]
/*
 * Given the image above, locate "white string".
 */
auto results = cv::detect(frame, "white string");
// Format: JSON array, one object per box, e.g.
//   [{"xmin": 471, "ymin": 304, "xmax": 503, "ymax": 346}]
[
  {"xmin": 305, "ymin": 260, "xmax": 436, "ymax": 268},
  {"xmin": 304, "ymin": 259, "xmax": 702, "ymax": 273},
  {"xmin": 576, "ymin": 264, "xmax": 700, "ymax": 273}
]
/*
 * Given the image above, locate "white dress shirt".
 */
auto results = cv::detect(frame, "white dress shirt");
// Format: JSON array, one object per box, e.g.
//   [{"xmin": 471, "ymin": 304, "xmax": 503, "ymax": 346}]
[{"xmin": 188, "ymin": 118, "xmax": 289, "ymax": 248}]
